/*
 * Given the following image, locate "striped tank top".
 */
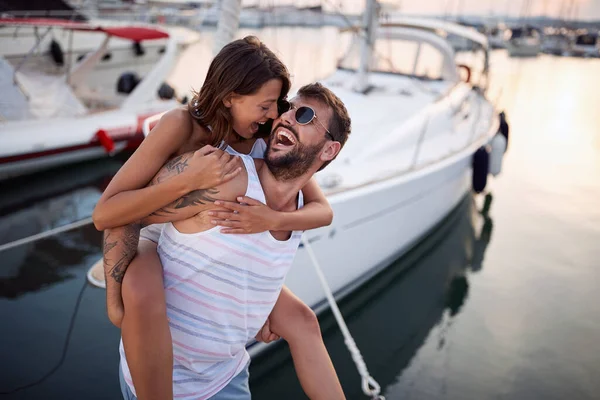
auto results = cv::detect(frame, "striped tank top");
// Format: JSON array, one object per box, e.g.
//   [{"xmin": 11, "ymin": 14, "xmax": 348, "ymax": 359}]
[{"xmin": 120, "ymin": 146, "xmax": 303, "ymax": 399}]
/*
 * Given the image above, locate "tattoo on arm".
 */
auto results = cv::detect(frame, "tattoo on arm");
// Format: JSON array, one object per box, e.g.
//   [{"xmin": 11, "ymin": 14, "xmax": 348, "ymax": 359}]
[
  {"xmin": 148, "ymin": 154, "xmax": 192, "ymax": 187},
  {"xmin": 103, "ymin": 224, "xmax": 141, "ymax": 284},
  {"xmin": 150, "ymin": 188, "xmax": 220, "ymax": 217},
  {"xmin": 165, "ymin": 155, "xmax": 189, "ymax": 174}
]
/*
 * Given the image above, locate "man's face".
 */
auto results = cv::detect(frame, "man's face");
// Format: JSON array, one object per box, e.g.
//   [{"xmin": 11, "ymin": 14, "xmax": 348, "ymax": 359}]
[{"xmin": 265, "ymin": 96, "xmax": 332, "ymax": 180}]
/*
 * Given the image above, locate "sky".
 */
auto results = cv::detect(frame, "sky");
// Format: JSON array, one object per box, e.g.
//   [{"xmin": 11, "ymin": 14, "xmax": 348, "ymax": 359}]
[{"xmin": 244, "ymin": 0, "xmax": 600, "ymax": 21}]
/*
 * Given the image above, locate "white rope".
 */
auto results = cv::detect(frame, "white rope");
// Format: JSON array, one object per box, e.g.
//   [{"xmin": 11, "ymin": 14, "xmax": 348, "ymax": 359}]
[
  {"xmin": 0, "ymin": 217, "xmax": 93, "ymax": 252},
  {"xmin": 301, "ymin": 236, "xmax": 385, "ymax": 400}
]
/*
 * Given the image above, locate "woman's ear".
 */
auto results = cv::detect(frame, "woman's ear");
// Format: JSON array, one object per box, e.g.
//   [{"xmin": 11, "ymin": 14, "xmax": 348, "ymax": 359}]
[
  {"xmin": 222, "ymin": 93, "xmax": 234, "ymax": 108},
  {"xmin": 321, "ymin": 141, "xmax": 342, "ymax": 162}
]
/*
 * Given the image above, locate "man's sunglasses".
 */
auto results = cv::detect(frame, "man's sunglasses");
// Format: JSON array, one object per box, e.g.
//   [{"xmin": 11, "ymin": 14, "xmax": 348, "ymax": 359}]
[{"xmin": 278, "ymin": 99, "xmax": 334, "ymax": 140}]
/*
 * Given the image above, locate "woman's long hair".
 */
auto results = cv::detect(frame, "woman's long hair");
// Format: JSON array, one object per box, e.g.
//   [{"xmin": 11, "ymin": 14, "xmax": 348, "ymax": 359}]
[{"xmin": 188, "ymin": 36, "xmax": 291, "ymax": 146}]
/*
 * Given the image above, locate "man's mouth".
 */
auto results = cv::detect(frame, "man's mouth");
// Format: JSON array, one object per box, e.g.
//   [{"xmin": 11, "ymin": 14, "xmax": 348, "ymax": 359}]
[{"xmin": 274, "ymin": 127, "xmax": 297, "ymax": 148}]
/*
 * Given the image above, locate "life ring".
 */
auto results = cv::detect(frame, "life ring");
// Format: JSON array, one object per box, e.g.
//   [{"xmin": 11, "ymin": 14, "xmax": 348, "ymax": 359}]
[
  {"xmin": 499, "ymin": 111, "xmax": 509, "ymax": 151},
  {"xmin": 472, "ymin": 146, "xmax": 489, "ymax": 193},
  {"xmin": 457, "ymin": 64, "xmax": 472, "ymax": 83}
]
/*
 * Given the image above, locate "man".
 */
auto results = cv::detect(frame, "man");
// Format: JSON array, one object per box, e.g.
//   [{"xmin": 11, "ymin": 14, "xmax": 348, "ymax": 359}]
[{"xmin": 118, "ymin": 82, "xmax": 351, "ymax": 399}]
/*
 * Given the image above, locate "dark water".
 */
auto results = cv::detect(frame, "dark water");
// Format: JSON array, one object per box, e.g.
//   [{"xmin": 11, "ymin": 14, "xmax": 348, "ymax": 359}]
[{"xmin": 1, "ymin": 50, "xmax": 600, "ymax": 399}]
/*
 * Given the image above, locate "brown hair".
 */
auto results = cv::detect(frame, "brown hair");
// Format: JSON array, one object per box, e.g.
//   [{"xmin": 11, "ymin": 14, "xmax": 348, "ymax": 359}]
[
  {"xmin": 188, "ymin": 36, "xmax": 291, "ymax": 146},
  {"xmin": 297, "ymin": 82, "xmax": 351, "ymax": 170}
]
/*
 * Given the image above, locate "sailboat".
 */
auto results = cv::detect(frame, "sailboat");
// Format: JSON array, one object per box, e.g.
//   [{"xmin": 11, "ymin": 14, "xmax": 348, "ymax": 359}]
[
  {"xmin": 84, "ymin": 0, "xmax": 507, "ymax": 361},
  {"xmin": 248, "ymin": 2, "xmax": 507, "ymax": 356},
  {"xmin": 505, "ymin": 0, "xmax": 541, "ymax": 57}
]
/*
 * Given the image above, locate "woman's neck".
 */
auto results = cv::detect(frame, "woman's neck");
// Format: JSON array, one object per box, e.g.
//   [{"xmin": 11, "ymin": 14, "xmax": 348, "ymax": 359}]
[{"xmin": 226, "ymin": 134, "xmax": 257, "ymax": 155}]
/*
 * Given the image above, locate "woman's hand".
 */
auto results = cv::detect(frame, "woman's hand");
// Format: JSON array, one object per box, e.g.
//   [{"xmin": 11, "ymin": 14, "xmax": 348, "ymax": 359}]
[
  {"xmin": 255, "ymin": 317, "xmax": 280, "ymax": 343},
  {"xmin": 184, "ymin": 146, "xmax": 242, "ymax": 191},
  {"xmin": 209, "ymin": 196, "xmax": 278, "ymax": 234}
]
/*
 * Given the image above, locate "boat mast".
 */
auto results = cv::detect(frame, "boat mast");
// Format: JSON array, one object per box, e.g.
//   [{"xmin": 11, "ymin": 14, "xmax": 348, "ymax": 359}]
[
  {"xmin": 354, "ymin": 0, "xmax": 378, "ymax": 93},
  {"xmin": 213, "ymin": 0, "xmax": 242, "ymax": 55}
]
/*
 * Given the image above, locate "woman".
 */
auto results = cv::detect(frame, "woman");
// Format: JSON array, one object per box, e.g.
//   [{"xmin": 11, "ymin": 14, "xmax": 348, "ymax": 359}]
[{"xmin": 92, "ymin": 36, "xmax": 345, "ymax": 400}]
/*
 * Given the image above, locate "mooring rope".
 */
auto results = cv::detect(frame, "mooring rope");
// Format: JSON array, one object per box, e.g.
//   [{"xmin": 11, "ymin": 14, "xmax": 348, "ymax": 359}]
[{"xmin": 301, "ymin": 236, "xmax": 385, "ymax": 400}]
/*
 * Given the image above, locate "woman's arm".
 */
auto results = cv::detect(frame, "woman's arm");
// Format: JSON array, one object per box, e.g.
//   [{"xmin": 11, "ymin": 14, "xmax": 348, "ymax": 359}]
[
  {"xmin": 273, "ymin": 177, "xmax": 333, "ymax": 231},
  {"xmin": 92, "ymin": 110, "xmax": 241, "ymax": 230},
  {"xmin": 209, "ymin": 176, "xmax": 333, "ymax": 233}
]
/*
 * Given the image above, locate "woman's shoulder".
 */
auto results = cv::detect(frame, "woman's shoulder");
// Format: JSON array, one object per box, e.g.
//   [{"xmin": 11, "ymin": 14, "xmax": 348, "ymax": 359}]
[
  {"xmin": 157, "ymin": 107, "xmax": 210, "ymax": 146},
  {"xmin": 160, "ymin": 107, "xmax": 194, "ymax": 129}
]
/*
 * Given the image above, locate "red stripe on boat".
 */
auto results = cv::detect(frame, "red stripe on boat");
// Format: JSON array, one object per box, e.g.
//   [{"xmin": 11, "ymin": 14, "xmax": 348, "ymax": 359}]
[{"xmin": 0, "ymin": 138, "xmax": 136, "ymax": 164}]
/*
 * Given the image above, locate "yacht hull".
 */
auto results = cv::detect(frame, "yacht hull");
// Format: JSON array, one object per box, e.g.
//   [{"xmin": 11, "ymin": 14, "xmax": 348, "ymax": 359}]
[{"xmin": 249, "ymin": 114, "xmax": 498, "ymax": 357}]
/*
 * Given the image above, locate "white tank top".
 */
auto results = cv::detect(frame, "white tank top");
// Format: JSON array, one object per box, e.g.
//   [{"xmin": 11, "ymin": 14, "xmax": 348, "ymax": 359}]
[{"xmin": 139, "ymin": 139, "xmax": 267, "ymax": 243}]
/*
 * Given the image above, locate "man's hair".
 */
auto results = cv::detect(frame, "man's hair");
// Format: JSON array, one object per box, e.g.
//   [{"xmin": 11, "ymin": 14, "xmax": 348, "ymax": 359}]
[
  {"xmin": 297, "ymin": 82, "xmax": 351, "ymax": 170},
  {"xmin": 189, "ymin": 36, "xmax": 291, "ymax": 146}
]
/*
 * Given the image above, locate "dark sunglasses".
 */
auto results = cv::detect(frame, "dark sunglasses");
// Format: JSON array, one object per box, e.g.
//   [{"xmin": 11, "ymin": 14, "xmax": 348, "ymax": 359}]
[{"xmin": 278, "ymin": 99, "xmax": 334, "ymax": 140}]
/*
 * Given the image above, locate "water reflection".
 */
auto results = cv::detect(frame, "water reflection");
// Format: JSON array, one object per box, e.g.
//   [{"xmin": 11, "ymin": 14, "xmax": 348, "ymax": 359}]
[
  {"xmin": 0, "ymin": 159, "xmax": 122, "ymax": 247},
  {"xmin": 0, "ymin": 159, "xmax": 121, "ymax": 298},
  {"xmin": 0, "ymin": 223, "xmax": 119, "ymax": 400},
  {"xmin": 249, "ymin": 194, "xmax": 493, "ymax": 399}
]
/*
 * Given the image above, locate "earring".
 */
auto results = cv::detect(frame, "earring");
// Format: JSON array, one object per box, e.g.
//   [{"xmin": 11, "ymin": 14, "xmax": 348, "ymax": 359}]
[{"xmin": 191, "ymin": 97, "xmax": 201, "ymax": 117}]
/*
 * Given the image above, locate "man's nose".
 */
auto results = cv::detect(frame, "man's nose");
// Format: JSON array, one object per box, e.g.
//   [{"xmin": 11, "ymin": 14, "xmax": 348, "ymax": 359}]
[
  {"xmin": 266, "ymin": 103, "xmax": 279, "ymax": 120},
  {"xmin": 279, "ymin": 107, "xmax": 295, "ymax": 126}
]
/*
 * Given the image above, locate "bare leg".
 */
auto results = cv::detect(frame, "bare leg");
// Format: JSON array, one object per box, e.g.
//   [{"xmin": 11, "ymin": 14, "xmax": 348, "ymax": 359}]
[
  {"xmin": 269, "ymin": 286, "xmax": 345, "ymax": 400},
  {"xmin": 102, "ymin": 224, "xmax": 141, "ymax": 327},
  {"xmin": 121, "ymin": 240, "xmax": 173, "ymax": 400}
]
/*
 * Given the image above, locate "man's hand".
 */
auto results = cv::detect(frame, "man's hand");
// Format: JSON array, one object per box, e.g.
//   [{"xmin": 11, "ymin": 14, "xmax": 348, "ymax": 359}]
[{"xmin": 255, "ymin": 317, "xmax": 280, "ymax": 343}]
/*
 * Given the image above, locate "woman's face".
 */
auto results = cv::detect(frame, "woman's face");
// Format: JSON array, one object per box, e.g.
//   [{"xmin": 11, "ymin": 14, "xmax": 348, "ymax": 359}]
[{"xmin": 227, "ymin": 78, "xmax": 282, "ymax": 140}]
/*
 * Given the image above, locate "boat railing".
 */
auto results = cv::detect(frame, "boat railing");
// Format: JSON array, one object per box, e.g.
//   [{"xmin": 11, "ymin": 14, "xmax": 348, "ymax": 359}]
[
  {"xmin": 10, "ymin": 27, "xmax": 53, "ymax": 96},
  {"xmin": 0, "ymin": 9, "xmax": 85, "ymax": 21}
]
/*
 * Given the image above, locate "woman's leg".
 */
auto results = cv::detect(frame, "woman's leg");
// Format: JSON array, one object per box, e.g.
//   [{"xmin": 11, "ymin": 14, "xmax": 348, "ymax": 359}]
[
  {"xmin": 269, "ymin": 286, "xmax": 345, "ymax": 400},
  {"xmin": 102, "ymin": 224, "xmax": 142, "ymax": 327},
  {"xmin": 120, "ymin": 240, "xmax": 173, "ymax": 400}
]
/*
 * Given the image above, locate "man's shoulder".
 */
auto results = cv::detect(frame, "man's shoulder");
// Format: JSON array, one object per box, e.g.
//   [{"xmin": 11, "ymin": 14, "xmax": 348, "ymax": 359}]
[{"xmin": 253, "ymin": 158, "xmax": 265, "ymax": 170}]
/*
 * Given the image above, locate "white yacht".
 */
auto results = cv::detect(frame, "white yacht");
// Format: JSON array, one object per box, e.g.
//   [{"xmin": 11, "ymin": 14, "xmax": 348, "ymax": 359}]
[
  {"xmin": 506, "ymin": 26, "xmax": 541, "ymax": 57},
  {"xmin": 248, "ymin": 11, "xmax": 507, "ymax": 354},
  {"xmin": 0, "ymin": 17, "xmax": 199, "ymax": 181},
  {"xmin": 571, "ymin": 32, "xmax": 599, "ymax": 58}
]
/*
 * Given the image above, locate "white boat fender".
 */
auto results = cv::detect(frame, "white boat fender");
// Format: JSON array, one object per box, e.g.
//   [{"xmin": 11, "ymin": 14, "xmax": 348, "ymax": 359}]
[
  {"xmin": 472, "ymin": 146, "xmax": 489, "ymax": 193},
  {"xmin": 489, "ymin": 133, "xmax": 507, "ymax": 176},
  {"xmin": 50, "ymin": 39, "xmax": 65, "ymax": 67},
  {"xmin": 499, "ymin": 111, "xmax": 509, "ymax": 152}
]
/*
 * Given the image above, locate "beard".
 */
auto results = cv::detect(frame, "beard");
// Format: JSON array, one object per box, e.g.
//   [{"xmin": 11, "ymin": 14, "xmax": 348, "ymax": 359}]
[{"xmin": 265, "ymin": 123, "xmax": 325, "ymax": 181}]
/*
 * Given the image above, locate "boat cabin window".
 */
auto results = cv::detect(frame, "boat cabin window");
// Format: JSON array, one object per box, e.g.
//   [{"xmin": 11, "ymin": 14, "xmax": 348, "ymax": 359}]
[
  {"xmin": 576, "ymin": 35, "xmax": 597, "ymax": 46},
  {"xmin": 339, "ymin": 38, "xmax": 445, "ymax": 81}
]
